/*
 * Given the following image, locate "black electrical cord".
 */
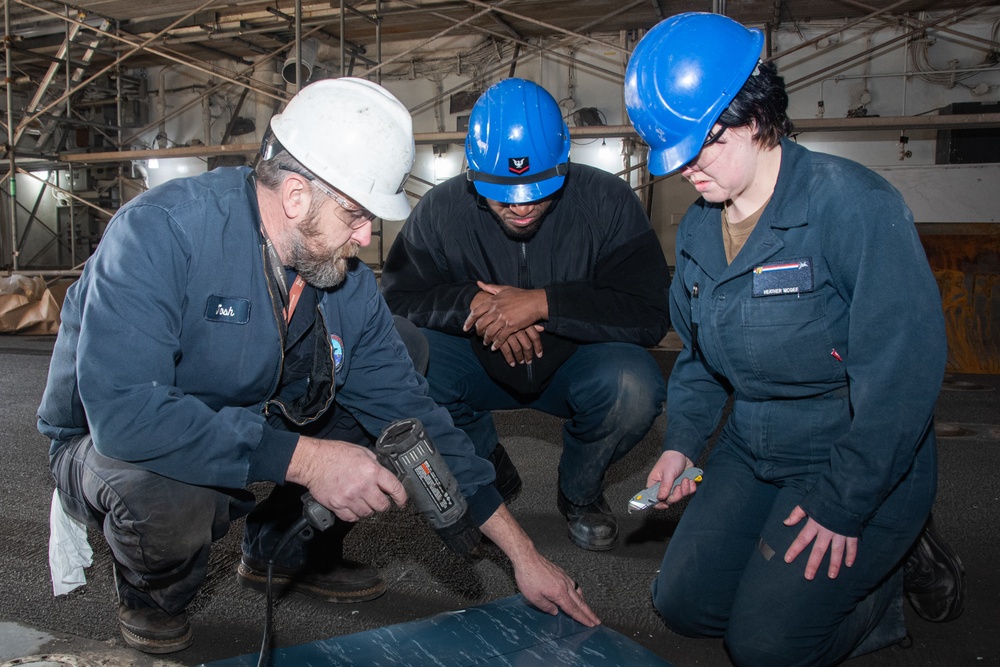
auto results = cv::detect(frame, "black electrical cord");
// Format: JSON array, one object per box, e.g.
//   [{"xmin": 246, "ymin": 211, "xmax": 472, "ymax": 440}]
[{"xmin": 256, "ymin": 493, "xmax": 333, "ymax": 667}]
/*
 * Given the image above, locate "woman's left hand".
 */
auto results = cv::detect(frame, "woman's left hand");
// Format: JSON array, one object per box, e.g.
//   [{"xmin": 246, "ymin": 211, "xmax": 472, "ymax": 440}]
[{"xmin": 783, "ymin": 506, "xmax": 858, "ymax": 580}]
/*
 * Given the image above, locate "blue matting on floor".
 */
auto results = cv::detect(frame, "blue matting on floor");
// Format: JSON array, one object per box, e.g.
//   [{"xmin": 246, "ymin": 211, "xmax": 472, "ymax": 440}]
[{"xmin": 200, "ymin": 594, "xmax": 673, "ymax": 666}]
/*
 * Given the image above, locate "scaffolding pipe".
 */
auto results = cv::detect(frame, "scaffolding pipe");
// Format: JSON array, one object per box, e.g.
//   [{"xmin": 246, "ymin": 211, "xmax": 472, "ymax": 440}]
[
  {"xmin": 5, "ymin": 0, "xmax": 18, "ymax": 270},
  {"xmin": 375, "ymin": 0, "xmax": 382, "ymax": 85},
  {"xmin": 12, "ymin": 0, "xmax": 286, "ymax": 133},
  {"xmin": 115, "ymin": 24, "xmax": 125, "ymax": 212},
  {"xmin": 295, "ymin": 0, "xmax": 303, "ymax": 90},
  {"xmin": 66, "ymin": 7, "xmax": 76, "ymax": 267}
]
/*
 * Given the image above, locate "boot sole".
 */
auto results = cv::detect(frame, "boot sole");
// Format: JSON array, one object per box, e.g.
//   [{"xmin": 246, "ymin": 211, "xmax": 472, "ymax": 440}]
[
  {"xmin": 566, "ymin": 528, "xmax": 619, "ymax": 551},
  {"xmin": 119, "ymin": 624, "xmax": 194, "ymax": 654},
  {"xmin": 237, "ymin": 562, "xmax": 387, "ymax": 603}
]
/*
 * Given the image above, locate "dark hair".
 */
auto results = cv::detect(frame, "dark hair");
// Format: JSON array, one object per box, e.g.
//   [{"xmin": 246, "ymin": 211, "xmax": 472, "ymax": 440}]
[{"xmin": 716, "ymin": 61, "xmax": 792, "ymax": 148}]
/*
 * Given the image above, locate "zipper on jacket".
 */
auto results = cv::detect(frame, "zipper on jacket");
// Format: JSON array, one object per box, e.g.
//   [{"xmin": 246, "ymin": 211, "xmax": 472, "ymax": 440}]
[
  {"xmin": 260, "ymin": 243, "xmax": 287, "ymax": 418},
  {"xmin": 518, "ymin": 243, "xmax": 534, "ymax": 385},
  {"xmin": 690, "ymin": 282, "xmax": 700, "ymax": 359}
]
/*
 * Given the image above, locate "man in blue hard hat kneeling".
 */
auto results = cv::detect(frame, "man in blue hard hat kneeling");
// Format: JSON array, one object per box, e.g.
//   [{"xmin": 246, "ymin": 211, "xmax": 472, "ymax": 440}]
[{"xmin": 382, "ymin": 78, "xmax": 671, "ymax": 552}]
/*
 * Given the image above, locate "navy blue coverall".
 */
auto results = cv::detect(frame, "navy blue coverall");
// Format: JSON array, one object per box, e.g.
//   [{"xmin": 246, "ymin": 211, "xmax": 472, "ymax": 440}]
[{"xmin": 652, "ymin": 140, "xmax": 947, "ymax": 666}]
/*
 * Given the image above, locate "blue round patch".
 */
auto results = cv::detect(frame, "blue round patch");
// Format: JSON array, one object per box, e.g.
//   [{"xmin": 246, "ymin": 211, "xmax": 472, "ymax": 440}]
[{"xmin": 330, "ymin": 335, "xmax": 345, "ymax": 371}]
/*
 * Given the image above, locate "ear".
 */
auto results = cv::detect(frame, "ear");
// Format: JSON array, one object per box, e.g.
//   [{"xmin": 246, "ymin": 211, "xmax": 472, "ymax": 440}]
[{"xmin": 281, "ymin": 172, "xmax": 311, "ymax": 220}]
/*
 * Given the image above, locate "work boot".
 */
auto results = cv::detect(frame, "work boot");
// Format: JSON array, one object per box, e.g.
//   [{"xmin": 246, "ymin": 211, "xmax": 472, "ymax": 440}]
[
  {"xmin": 488, "ymin": 443, "xmax": 523, "ymax": 504},
  {"xmin": 117, "ymin": 603, "xmax": 193, "ymax": 654},
  {"xmin": 557, "ymin": 490, "xmax": 618, "ymax": 551},
  {"xmin": 903, "ymin": 515, "xmax": 965, "ymax": 622},
  {"xmin": 237, "ymin": 555, "xmax": 386, "ymax": 603}
]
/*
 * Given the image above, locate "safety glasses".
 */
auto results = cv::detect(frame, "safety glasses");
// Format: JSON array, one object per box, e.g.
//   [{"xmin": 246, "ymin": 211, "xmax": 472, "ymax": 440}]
[
  {"xmin": 310, "ymin": 179, "xmax": 376, "ymax": 229},
  {"xmin": 281, "ymin": 167, "xmax": 375, "ymax": 229}
]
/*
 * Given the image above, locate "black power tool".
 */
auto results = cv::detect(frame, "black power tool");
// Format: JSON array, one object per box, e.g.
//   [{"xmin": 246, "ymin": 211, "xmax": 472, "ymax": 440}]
[{"xmin": 375, "ymin": 418, "xmax": 483, "ymax": 560}]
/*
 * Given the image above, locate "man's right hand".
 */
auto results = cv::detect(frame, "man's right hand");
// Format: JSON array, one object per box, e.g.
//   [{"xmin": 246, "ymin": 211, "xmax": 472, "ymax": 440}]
[{"xmin": 286, "ymin": 436, "xmax": 407, "ymax": 522}]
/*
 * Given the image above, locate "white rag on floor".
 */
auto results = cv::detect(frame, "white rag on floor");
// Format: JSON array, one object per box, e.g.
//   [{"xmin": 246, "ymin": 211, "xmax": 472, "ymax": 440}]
[{"xmin": 48, "ymin": 488, "xmax": 93, "ymax": 595}]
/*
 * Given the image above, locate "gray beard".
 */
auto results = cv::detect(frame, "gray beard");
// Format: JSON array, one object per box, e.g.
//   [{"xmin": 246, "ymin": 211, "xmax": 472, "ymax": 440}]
[
  {"xmin": 288, "ymin": 213, "xmax": 356, "ymax": 289},
  {"xmin": 294, "ymin": 251, "xmax": 350, "ymax": 289}
]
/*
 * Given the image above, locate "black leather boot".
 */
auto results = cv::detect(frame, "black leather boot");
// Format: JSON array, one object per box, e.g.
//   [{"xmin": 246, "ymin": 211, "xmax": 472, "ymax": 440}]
[
  {"xmin": 903, "ymin": 515, "xmax": 965, "ymax": 622},
  {"xmin": 557, "ymin": 489, "xmax": 618, "ymax": 551}
]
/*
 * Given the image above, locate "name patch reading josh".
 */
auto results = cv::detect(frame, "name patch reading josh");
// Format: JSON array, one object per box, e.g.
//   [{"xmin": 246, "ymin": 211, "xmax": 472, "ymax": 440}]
[{"xmin": 205, "ymin": 295, "xmax": 251, "ymax": 324}]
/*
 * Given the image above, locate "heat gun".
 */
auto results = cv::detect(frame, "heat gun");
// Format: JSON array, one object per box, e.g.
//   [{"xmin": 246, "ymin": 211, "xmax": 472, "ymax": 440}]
[{"xmin": 375, "ymin": 418, "xmax": 483, "ymax": 560}]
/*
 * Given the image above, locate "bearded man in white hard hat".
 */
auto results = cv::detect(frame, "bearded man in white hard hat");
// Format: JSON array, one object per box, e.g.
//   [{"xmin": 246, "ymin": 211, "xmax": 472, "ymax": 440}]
[{"xmin": 38, "ymin": 78, "xmax": 599, "ymax": 656}]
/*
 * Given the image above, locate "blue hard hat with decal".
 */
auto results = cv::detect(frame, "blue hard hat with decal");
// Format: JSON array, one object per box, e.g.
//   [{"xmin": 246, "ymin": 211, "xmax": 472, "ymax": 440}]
[
  {"xmin": 465, "ymin": 78, "xmax": 571, "ymax": 204},
  {"xmin": 624, "ymin": 13, "xmax": 765, "ymax": 176}
]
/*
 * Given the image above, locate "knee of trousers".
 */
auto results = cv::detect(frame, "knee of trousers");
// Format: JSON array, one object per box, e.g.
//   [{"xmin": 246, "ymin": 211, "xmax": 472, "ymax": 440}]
[
  {"xmin": 725, "ymin": 631, "xmax": 805, "ymax": 667},
  {"xmin": 574, "ymin": 353, "xmax": 666, "ymax": 429},
  {"xmin": 724, "ymin": 611, "xmax": 832, "ymax": 667},
  {"xmin": 651, "ymin": 572, "xmax": 718, "ymax": 639},
  {"xmin": 103, "ymin": 487, "xmax": 221, "ymax": 568}
]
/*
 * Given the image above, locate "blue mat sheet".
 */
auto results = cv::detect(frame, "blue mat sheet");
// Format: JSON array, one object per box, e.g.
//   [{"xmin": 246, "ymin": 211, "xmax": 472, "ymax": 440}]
[{"xmin": 200, "ymin": 594, "xmax": 672, "ymax": 666}]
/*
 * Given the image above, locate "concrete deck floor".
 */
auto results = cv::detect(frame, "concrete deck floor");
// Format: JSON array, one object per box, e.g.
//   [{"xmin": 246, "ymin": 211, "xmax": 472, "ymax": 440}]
[{"xmin": 1, "ymin": 333, "xmax": 996, "ymax": 667}]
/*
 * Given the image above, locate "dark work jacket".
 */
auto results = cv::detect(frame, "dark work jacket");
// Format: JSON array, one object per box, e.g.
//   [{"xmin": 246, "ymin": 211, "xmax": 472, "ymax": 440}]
[
  {"xmin": 37, "ymin": 167, "xmax": 502, "ymax": 525},
  {"xmin": 381, "ymin": 163, "xmax": 671, "ymax": 396}
]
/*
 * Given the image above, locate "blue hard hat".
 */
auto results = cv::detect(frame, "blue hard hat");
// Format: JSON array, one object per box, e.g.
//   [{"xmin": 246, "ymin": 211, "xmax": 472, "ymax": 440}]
[
  {"xmin": 465, "ymin": 78, "xmax": 571, "ymax": 203},
  {"xmin": 624, "ymin": 13, "xmax": 765, "ymax": 176}
]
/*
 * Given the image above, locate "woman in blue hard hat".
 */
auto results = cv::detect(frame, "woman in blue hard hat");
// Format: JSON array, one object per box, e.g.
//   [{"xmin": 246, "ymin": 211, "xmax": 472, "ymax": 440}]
[{"xmin": 623, "ymin": 12, "xmax": 964, "ymax": 666}]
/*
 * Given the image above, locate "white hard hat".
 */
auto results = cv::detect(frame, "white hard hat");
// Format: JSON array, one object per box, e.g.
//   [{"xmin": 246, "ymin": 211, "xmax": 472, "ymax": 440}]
[{"xmin": 269, "ymin": 77, "xmax": 414, "ymax": 221}]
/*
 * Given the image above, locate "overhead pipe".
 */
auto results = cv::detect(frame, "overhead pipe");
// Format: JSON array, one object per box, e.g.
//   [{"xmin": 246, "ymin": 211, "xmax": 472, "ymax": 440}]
[
  {"xmin": 786, "ymin": 0, "xmax": 992, "ymax": 90},
  {"xmin": 767, "ymin": 0, "xmax": 912, "ymax": 63},
  {"xmin": 462, "ymin": 0, "xmax": 630, "ymax": 56},
  {"xmin": 402, "ymin": 15, "xmax": 630, "ymax": 117},
  {"xmin": 841, "ymin": 0, "xmax": 1000, "ymax": 51},
  {"xmin": 121, "ymin": 29, "xmax": 327, "ymax": 147},
  {"xmin": 365, "ymin": 0, "xmax": 517, "ymax": 77}
]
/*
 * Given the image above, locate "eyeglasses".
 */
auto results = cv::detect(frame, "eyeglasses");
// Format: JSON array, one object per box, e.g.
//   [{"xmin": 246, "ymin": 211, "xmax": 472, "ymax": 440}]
[
  {"xmin": 310, "ymin": 179, "xmax": 376, "ymax": 229},
  {"xmin": 681, "ymin": 126, "xmax": 729, "ymax": 172},
  {"xmin": 281, "ymin": 167, "xmax": 375, "ymax": 229},
  {"xmin": 703, "ymin": 125, "xmax": 728, "ymax": 148}
]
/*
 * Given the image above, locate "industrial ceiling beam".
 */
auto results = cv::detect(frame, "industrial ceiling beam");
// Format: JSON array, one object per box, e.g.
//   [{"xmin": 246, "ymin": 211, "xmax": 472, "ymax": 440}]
[
  {"xmin": 55, "ymin": 112, "xmax": 1000, "ymax": 164},
  {"xmin": 462, "ymin": 0, "xmax": 631, "ymax": 55},
  {"xmin": 366, "ymin": 0, "xmax": 516, "ymax": 77}
]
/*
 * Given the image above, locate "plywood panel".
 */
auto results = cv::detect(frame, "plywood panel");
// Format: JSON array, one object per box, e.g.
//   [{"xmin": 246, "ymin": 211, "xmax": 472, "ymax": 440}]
[{"xmin": 919, "ymin": 223, "xmax": 1000, "ymax": 374}]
